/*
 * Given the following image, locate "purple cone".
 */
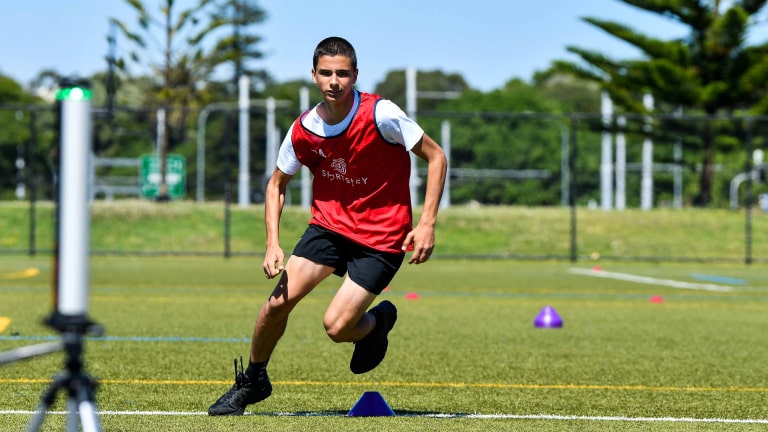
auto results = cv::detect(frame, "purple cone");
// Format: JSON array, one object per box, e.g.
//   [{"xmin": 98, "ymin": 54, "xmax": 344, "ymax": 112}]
[
  {"xmin": 348, "ymin": 391, "xmax": 395, "ymax": 417},
  {"xmin": 534, "ymin": 306, "xmax": 563, "ymax": 328}
]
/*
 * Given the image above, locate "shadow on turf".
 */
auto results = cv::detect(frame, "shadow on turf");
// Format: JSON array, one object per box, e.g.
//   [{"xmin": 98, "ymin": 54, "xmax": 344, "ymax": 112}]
[{"xmin": 246, "ymin": 410, "xmax": 469, "ymax": 418}]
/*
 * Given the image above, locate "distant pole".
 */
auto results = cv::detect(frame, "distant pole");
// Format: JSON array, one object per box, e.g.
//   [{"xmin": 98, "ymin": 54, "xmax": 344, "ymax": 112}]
[
  {"xmin": 28, "ymin": 110, "xmax": 38, "ymax": 256},
  {"xmin": 641, "ymin": 93, "xmax": 654, "ymax": 210},
  {"xmin": 238, "ymin": 74, "xmax": 250, "ymax": 207},
  {"xmin": 406, "ymin": 67, "xmax": 420, "ymax": 208},
  {"xmin": 106, "ymin": 20, "xmax": 117, "ymax": 121},
  {"xmin": 559, "ymin": 120, "xmax": 570, "ymax": 207},
  {"xmin": 615, "ymin": 116, "xmax": 626, "ymax": 210},
  {"xmin": 673, "ymin": 106, "xmax": 683, "ymax": 209},
  {"xmin": 156, "ymin": 107, "xmax": 168, "ymax": 201},
  {"xmin": 300, "ymin": 87, "xmax": 311, "ymax": 209},
  {"xmin": 440, "ymin": 120, "xmax": 451, "ymax": 209},
  {"xmin": 196, "ymin": 106, "xmax": 211, "ymax": 203},
  {"xmin": 156, "ymin": 108, "xmax": 165, "ymax": 155},
  {"xmin": 600, "ymin": 91, "xmax": 613, "ymax": 210},
  {"xmin": 406, "ymin": 67, "xmax": 417, "ymax": 117},
  {"xmin": 745, "ymin": 119, "xmax": 756, "ymax": 265},
  {"xmin": 265, "ymin": 97, "xmax": 277, "ymax": 182},
  {"xmin": 569, "ymin": 115, "xmax": 579, "ymax": 262}
]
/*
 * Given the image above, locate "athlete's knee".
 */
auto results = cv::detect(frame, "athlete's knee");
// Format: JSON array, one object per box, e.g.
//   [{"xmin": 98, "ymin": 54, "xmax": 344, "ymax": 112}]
[
  {"xmin": 323, "ymin": 319, "xmax": 347, "ymax": 343},
  {"xmin": 323, "ymin": 314, "xmax": 358, "ymax": 343}
]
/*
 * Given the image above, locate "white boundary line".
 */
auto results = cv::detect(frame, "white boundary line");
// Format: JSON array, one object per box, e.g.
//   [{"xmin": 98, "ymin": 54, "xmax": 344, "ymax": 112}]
[
  {"xmin": 568, "ymin": 268, "xmax": 734, "ymax": 292},
  {"xmin": 1, "ymin": 410, "xmax": 766, "ymax": 424}
]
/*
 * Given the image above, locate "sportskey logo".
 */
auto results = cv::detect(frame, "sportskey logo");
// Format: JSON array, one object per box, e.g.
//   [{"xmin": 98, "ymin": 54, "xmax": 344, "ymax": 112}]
[
  {"xmin": 320, "ymin": 157, "xmax": 368, "ymax": 186},
  {"xmin": 331, "ymin": 158, "xmax": 347, "ymax": 175}
]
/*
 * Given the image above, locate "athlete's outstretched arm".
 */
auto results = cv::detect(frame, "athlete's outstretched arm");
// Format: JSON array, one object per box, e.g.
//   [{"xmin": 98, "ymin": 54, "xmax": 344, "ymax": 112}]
[
  {"xmin": 263, "ymin": 168, "xmax": 294, "ymax": 278},
  {"xmin": 404, "ymin": 133, "xmax": 447, "ymax": 264}
]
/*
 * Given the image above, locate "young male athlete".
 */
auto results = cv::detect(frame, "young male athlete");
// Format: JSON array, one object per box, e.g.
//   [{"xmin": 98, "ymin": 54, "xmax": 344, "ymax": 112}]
[{"xmin": 208, "ymin": 36, "xmax": 447, "ymax": 416}]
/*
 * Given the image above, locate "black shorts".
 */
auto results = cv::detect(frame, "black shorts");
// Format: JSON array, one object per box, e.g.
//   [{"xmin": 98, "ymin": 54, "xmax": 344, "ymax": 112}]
[{"xmin": 291, "ymin": 224, "xmax": 404, "ymax": 295}]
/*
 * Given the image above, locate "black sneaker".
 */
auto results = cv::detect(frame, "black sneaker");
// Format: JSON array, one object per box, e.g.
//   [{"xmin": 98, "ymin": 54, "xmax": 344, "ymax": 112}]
[
  {"xmin": 208, "ymin": 357, "xmax": 272, "ymax": 416},
  {"xmin": 350, "ymin": 300, "xmax": 397, "ymax": 374}
]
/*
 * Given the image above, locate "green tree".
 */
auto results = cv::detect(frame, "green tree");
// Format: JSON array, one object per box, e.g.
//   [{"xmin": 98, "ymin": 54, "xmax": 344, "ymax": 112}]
[
  {"xmin": 532, "ymin": 69, "xmax": 601, "ymax": 113},
  {"xmin": 556, "ymin": 0, "xmax": 768, "ymax": 206},
  {"xmin": 424, "ymin": 79, "xmax": 567, "ymax": 205},
  {"xmin": 111, "ymin": 0, "xmax": 269, "ymax": 200},
  {"xmin": 111, "ymin": 0, "xmax": 215, "ymax": 199},
  {"xmin": 0, "ymin": 75, "xmax": 42, "ymax": 199},
  {"xmin": 198, "ymin": 0, "xmax": 270, "ymax": 95}
]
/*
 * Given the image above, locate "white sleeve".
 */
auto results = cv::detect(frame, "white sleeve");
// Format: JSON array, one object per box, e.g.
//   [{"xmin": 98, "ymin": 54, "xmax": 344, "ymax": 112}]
[
  {"xmin": 276, "ymin": 123, "xmax": 302, "ymax": 175},
  {"xmin": 375, "ymin": 99, "xmax": 424, "ymax": 151}
]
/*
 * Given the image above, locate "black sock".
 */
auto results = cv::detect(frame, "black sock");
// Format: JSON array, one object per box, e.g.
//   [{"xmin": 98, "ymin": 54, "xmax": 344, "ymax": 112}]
[{"xmin": 245, "ymin": 360, "xmax": 268, "ymax": 383}]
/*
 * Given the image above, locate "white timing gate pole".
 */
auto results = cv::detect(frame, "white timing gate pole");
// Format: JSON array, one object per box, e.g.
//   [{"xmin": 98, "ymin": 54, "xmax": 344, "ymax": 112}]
[{"xmin": 56, "ymin": 84, "xmax": 92, "ymax": 318}]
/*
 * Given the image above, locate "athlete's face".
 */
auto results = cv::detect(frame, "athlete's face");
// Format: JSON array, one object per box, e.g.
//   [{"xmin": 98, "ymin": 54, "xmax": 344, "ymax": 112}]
[{"xmin": 312, "ymin": 55, "xmax": 358, "ymax": 103}]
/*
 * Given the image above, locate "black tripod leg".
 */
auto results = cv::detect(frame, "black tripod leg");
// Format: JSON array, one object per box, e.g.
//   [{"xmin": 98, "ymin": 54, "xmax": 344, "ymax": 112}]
[
  {"xmin": 67, "ymin": 399, "xmax": 79, "ymax": 432},
  {"xmin": 26, "ymin": 374, "xmax": 66, "ymax": 432},
  {"xmin": 75, "ymin": 372, "xmax": 102, "ymax": 432}
]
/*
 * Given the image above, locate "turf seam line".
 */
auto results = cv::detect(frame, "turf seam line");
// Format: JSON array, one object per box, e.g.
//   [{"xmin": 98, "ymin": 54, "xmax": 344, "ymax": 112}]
[{"xmin": 569, "ymin": 268, "xmax": 734, "ymax": 292}]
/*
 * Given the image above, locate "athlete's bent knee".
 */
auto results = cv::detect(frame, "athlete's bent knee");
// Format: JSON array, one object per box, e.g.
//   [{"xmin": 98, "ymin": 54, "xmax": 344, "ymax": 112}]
[{"xmin": 324, "ymin": 318, "xmax": 354, "ymax": 343}]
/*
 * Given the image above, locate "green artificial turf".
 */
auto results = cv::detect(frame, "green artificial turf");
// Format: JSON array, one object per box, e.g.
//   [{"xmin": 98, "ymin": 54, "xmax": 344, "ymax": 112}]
[{"xmin": 1, "ymin": 255, "xmax": 767, "ymax": 431}]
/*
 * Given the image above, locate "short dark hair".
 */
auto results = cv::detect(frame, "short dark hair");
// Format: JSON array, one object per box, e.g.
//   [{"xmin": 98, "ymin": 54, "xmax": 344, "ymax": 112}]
[{"xmin": 313, "ymin": 36, "xmax": 357, "ymax": 70}]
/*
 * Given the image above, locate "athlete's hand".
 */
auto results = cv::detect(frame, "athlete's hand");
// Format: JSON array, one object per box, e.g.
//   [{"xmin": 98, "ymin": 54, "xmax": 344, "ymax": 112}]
[
  {"xmin": 263, "ymin": 244, "xmax": 285, "ymax": 278},
  {"xmin": 402, "ymin": 224, "xmax": 435, "ymax": 265}
]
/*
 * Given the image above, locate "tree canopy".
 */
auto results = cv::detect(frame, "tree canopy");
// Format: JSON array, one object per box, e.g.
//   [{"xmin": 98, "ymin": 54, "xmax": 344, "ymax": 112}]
[
  {"xmin": 555, "ymin": 0, "xmax": 768, "ymax": 206},
  {"xmin": 5, "ymin": 1, "xmax": 768, "ymax": 208}
]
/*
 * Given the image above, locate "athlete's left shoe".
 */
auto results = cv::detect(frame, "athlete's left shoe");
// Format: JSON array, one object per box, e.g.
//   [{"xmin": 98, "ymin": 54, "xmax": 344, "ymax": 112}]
[
  {"xmin": 208, "ymin": 357, "xmax": 272, "ymax": 416},
  {"xmin": 350, "ymin": 300, "xmax": 397, "ymax": 374}
]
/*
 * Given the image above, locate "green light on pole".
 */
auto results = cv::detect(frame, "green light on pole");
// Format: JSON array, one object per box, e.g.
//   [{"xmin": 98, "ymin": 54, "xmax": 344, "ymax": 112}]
[{"xmin": 56, "ymin": 86, "xmax": 93, "ymax": 101}]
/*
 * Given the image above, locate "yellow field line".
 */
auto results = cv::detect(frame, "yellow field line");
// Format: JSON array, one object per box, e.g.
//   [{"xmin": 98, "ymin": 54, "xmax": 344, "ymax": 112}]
[
  {"xmin": 0, "ymin": 268, "xmax": 39, "ymax": 280},
  {"xmin": 2, "ymin": 378, "xmax": 765, "ymax": 393}
]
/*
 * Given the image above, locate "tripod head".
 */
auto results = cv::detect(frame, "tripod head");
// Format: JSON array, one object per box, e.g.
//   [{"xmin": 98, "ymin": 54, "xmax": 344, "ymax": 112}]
[{"xmin": 44, "ymin": 312, "xmax": 104, "ymax": 337}]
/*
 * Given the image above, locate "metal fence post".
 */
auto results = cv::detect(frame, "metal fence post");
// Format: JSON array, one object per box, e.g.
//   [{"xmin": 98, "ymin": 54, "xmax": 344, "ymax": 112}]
[
  {"xmin": 745, "ymin": 117, "xmax": 754, "ymax": 265},
  {"xmin": 569, "ymin": 114, "xmax": 579, "ymax": 263}
]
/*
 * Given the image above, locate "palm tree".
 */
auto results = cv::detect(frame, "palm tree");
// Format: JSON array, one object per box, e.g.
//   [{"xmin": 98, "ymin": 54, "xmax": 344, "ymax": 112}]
[
  {"xmin": 556, "ymin": 0, "xmax": 768, "ymax": 206},
  {"xmin": 110, "ymin": 0, "xmax": 268, "ymax": 201}
]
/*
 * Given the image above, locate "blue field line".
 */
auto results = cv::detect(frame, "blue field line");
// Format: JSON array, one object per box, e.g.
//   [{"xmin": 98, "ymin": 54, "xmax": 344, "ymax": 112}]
[
  {"xmin": 690, "ymin": 273, "xmax": 748, "ymax": 285},
  {"xmin": 0, "ymin": 335, "xmax": 250, "ymax": 343},
  {"xmin": 0, "ymin": 286, "xmax": 48, "ymax": 293}
]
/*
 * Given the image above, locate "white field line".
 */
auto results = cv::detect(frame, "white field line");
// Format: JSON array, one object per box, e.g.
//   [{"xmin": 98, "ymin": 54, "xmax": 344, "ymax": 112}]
[
  {"xmin": 569, "ymin": 268, "xmax": 734, "ymax": 292},
  {"xmin": 1, "ymin": 410, "xmax": 766, "ymax": 424}
]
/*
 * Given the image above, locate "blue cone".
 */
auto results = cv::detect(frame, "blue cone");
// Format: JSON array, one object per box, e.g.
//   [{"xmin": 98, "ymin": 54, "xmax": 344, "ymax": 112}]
[
  {"xmin": 534, "ymin": 306, "xmax": 563, "ymax": 328},
  {"xmin": 348, "ymin": 391, "xmax": 395, "ymax": 417}
]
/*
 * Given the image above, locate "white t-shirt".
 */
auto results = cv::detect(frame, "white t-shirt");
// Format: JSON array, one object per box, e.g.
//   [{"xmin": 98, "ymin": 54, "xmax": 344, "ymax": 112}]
[{"xmin": 276, "ymin": 91, "xmax": 424, "ymax": 175}]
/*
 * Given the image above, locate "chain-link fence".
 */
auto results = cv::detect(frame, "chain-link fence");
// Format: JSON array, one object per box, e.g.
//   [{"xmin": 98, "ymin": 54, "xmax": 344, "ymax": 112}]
[{"xmin": 2, "ymin": 103, "xmax": 767, "ymax": 261}]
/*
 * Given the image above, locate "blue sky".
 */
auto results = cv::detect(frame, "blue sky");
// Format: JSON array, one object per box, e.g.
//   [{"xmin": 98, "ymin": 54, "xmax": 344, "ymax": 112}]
[{"xmin": 1, "ymin": 1, "xmax": 763, "ymax": 93}]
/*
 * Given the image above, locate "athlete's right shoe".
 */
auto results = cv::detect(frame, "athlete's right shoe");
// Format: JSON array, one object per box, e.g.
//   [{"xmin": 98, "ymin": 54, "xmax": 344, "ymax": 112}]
[
  {"xmin": 350, "ymin": 300, "xmax": 398, "ymax": 374},
  {"xmin": 208, "ymin": 357, "xmax": 272, "ymax": 416}
]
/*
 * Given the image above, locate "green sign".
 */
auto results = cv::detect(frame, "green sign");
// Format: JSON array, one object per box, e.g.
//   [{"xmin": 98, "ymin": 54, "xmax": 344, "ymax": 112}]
[{"xmin": 140, "ymin": 154, "xmax": 186, "ymax": 199}]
